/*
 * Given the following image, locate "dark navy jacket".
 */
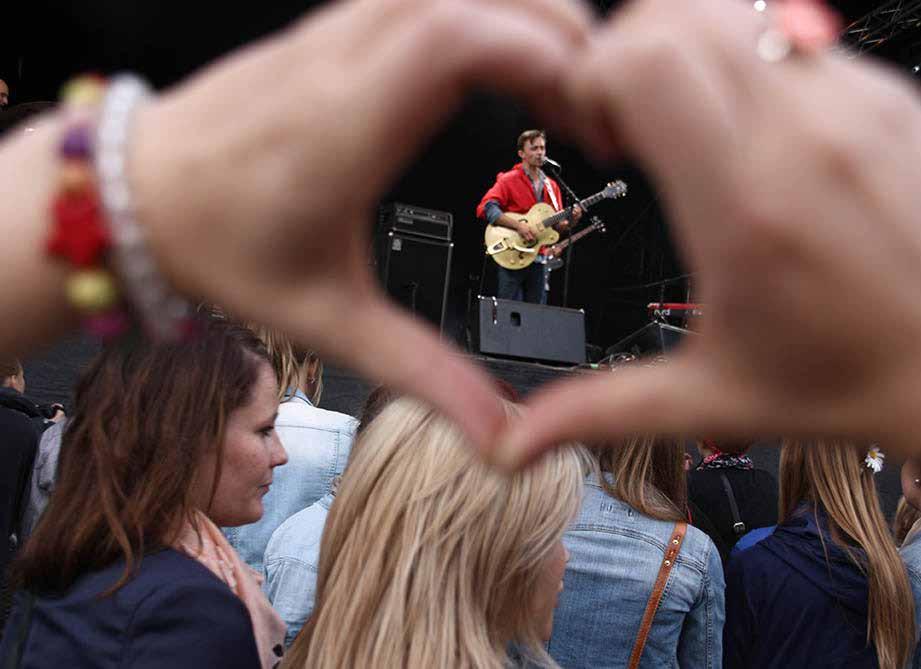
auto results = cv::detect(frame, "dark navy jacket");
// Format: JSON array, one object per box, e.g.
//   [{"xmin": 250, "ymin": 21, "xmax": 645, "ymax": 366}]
[
  {"xmin": 724, "ymin": 505, "xmax": 880, "ymax": 668},
  {"xmin": 0, "ymin": 548, "xmax": 259, "ymax": 668}
]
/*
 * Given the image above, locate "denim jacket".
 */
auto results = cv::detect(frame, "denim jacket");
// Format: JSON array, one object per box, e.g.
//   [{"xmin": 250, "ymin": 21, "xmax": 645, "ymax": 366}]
[
  {"xmin": 223, "ymin": 391, "xmax": 355, "ymax": 574},
  {"xmin": 263, "ymin": 492, "xmax": 332, "ymax": 647},
  {"xmin": 899, "ymin": 518, "xmax": 921, "ymax": 669},
  {"xmin": 548, "ymin": 473, "xmax": 725, "ymax": 669}
]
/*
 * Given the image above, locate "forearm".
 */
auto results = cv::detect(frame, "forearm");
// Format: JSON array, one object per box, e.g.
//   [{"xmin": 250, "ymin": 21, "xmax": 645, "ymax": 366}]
[
  {"xmin": 494, "ymin": 212, "xmax": 525, "ymax": 231},
  {"xmin": 0, "ymin": 116, "xmax": 77, "ymax": 358}
]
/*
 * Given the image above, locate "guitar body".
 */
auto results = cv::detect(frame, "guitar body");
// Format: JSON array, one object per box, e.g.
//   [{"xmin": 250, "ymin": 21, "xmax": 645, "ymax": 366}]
[{"xmin": 484, "ymin": 202, "xmax": 561, "ymax": 270}]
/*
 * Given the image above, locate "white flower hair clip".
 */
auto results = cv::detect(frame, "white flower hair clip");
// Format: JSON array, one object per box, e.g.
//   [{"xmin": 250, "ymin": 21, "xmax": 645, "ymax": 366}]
[{"xmin": 865, "ymin": 446, "xmax": 885, "ymax": 474}]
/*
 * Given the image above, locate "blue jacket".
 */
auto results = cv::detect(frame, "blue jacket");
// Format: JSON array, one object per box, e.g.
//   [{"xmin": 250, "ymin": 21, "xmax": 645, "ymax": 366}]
[
  {"xmin": 0, "ymin": 549, "xmax": 259, "ymax": 668},
  {"xmin": 725, "ymin": 505, "xmax": 881, "ymax": 668},
  {"xmin": 897, "ymin": 520, "xmax": 921, "ymax": 669},
  {"xmin": 548, "ymin": 472, "xmax": 725, "ymax": 669},
  {"xmin": 263, "ymin": 492, "xmax": 333, "ymax": 647}
]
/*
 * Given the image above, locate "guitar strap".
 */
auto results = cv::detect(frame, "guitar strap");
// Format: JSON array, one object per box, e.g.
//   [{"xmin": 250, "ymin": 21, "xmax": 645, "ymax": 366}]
[{"xmin": 542, "ymin": 174, "xmax": 560, "ymax": 211}]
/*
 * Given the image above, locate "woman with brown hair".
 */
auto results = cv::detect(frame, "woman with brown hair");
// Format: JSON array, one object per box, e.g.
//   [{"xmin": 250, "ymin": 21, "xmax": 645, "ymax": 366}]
[
  {"xmin": 282, "ymin": 397, "xmax": 585, "ymax": 668},
  {"xmin": 548, "ymin": 436, "xmax": 725, "ymax": 668},
  {"xmin": 0, "ymin": 320, "xmax": 288, "ymax": 668},
  {"xmin": 724, "ymin": 440, "xmax": 916, "ymax": 669}
]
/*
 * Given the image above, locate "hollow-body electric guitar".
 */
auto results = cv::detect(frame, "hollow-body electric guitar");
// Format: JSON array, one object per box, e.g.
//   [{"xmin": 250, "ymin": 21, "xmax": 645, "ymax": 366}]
[{"xmin": 484, "ymin": 180, "xmax": 626, "ymax": 270}]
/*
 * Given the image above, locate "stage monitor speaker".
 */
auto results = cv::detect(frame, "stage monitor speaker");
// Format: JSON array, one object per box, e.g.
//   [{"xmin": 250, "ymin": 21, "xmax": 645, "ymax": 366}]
[
  {"xmin": 475, "ymin": 296, "xmax": 585, "ymax": 364},
  {"xmin": 376, "ymin": 231, "xmax": 453, "ymax": 333},
  {"xmin": 606, "ymin": 322, "xmax": 693, "ymax": 358}
]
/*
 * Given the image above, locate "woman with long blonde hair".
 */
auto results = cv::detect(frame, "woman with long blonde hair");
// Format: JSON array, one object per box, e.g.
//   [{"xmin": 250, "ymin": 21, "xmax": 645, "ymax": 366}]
[
  {"xmin": 724, "ymin": 440, "xmax": 915, "ymax": 669},
  {"xmin": 283, "ymin": 397, "xmax": 585, "ymax": 668},
  {"xmin": 549, "ymin": 436, "xmax": 725, "ymax": 668}
]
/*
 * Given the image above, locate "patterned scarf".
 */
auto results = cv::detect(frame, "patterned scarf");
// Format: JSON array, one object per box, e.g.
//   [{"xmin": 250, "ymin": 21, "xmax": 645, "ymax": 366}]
[
  {"xmin": 175, "ymin": 510, "xmax": 286, "ymax": 668},
  {"xmin": 696, "ymin": 450, "xmax": 754, "ymax": 471}
]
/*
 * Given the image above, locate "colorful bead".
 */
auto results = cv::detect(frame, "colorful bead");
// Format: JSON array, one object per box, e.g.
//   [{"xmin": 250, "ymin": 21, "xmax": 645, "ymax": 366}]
[
  {"xmin": 65, "ymin": 269, "xmax": 120, "ymax": 312},
  {"xmin": 60, "ymin": 124, "xmax": 93, "ymax": 159},
  {"xmin": 48, "ymin": 192, "xmax": 111, "ymax": 266},
  {"xmin": 61, "ymin": 76, "xmax": 106, "ymax": 107},
  {"xmin": 59, "ymin": 160, "xmax": 93, "ymax": 192}
]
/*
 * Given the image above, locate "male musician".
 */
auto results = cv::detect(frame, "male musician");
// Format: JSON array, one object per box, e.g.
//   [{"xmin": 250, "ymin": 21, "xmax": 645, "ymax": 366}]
[{"xmin": 476, "ymin": 129, "xmax": 581, "ymax": 304}]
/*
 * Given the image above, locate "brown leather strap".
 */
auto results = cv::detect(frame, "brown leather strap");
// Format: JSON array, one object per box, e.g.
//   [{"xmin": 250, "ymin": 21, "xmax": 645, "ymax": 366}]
[{"xmin": 627, "ymin": 521, "xmax": 688, "ymax": 669}]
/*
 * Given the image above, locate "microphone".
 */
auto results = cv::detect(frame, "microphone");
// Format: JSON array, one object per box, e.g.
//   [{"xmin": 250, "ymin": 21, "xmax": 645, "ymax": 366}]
[{"xmin": 542, "ymin": 156, "xmax": 562, "ymax": 171}]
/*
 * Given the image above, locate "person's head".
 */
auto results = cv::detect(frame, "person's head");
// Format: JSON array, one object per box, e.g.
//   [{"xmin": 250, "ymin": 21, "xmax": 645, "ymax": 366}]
[
  {"xmin": 17, "ymin": 320, "xmax": 287, "ymax": 595},
  {"xmin": 289, "ymin": 398, "xmax": 585, "ymax": 668},
  {"xmin": 247, "ymin": 323, "xmax": 323, "ymax": 405},
  {"xmin": 517, "ymin": 129, "xmax": 546, "ymax": 171},
  {"xmin": 780, "ymin": 440, "xmax": 915, "ymax": 669},
  {"xmin": 354, "ymin": 385, "xmax": 397, "ymax": 439},
  {"xmin": 596, "ymin": 435, "xmax": 687, "ymax": 522},
  {"xmin": 0, "ymin": 358, "xmax": 25, "ymax": 393},
  {"xmin": 893, "ymin": 496, "xmax": 921, "ymax": 545},
  {"xmin": 696, "ymin": 438, "xmax": 752, "ymax": 459},
  {"xmin": 0, "ymin": 79, "xmax": 8, "ymax": 109}
]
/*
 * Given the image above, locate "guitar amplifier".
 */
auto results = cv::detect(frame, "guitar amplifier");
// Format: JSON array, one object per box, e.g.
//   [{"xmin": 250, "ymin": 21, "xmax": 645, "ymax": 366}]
[
  {"xmin": 376, "ymin": 231, "xmax": 453, "ymax": 333},
  {"xmin": 475, "ymin": 296, "xmax": 585, "ymax": 364},
  {"xmin": 379, "ymin": 203, "xmax": 453, "ymax": 242}
]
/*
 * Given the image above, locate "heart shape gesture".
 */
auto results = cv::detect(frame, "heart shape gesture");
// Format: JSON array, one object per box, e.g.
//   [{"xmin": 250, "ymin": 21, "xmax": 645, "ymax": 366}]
[{"xmin": 24, "ymin": 0, "xmax": 921, "ymax": 464}]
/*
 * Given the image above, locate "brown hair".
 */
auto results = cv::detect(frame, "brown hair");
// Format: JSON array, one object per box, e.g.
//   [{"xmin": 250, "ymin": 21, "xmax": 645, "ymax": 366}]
[
  {"xmin": 517, "ymin": 129, "xmax": 546, "ymax": 151},
  {"xmin": 16, "ymin": 320, "xmax": 270, "ymax": 595},
  {"xmin": 893, "ymin": 496, "xmax": 921, "ymax": 546},
  {"xmin": 780, "ymin": 440, "xmax": 915, "ymax": 669},
  {"xmin": 596, "ymin": 435, "xmax": 687, "ymax": 522},
  {"xmin": 354, "ymin": 385, "xmax": 397, "ymax": 438},
  {"xmin": 0, "ymin": 357, "xmax": 22, "ymax": 383}
]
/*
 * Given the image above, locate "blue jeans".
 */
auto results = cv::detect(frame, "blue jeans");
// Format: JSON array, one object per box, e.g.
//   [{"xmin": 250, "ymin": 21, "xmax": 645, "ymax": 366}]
[{"xmin": 496, "ymin": 263, "xmax": 547, "ymax": 304}]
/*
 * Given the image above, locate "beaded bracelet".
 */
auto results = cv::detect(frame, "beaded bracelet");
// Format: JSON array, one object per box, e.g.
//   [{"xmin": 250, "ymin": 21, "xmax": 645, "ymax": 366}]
[{"xmin": 47, "ymin": 74, "xmax": 195, "ymax": 342}]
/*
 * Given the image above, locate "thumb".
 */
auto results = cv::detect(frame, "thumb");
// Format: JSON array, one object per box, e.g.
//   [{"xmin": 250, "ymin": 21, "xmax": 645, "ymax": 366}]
[{"xmin": 490, "ymin": 355, "xmax": 740, "ymax": 470}]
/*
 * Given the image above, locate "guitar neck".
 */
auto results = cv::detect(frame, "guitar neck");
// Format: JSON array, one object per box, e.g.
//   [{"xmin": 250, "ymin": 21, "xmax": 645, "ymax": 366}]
[
  {"xmin": 544, "ymin": 190, "xmax": 608, "ymax": 228},
  {"xmin": 554, "ymin": 224, "xmax": 599, "ymax": 252}
]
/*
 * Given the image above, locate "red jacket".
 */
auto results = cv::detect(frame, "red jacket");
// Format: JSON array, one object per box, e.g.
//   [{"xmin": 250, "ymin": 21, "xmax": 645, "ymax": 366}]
[{"xmin": 475, "ymin": 163, "xmax": 563, "ymax": 220}]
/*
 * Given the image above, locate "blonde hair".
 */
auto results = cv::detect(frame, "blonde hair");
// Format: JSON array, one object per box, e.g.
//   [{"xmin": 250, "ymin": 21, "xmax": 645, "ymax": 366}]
[
  {"xmin": 596, "ymin": 435, "xmax": 686, "ymax": 522},
  {"xmin": 285, "ymin": 398, "xmax": 585, "ymax": 668},
  {"xmin": 246, "ymin": 324, "xmax": 323, "ymax": 404},
  {"xmin": 780, "ymin": 440, "xmax": 915, "ymax": 669}
]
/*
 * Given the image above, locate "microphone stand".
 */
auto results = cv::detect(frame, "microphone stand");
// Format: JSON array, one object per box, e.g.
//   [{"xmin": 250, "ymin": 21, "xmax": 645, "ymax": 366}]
[{"xmin": 544, "ymin": 162, "xmax": 583, "ymax": 309}]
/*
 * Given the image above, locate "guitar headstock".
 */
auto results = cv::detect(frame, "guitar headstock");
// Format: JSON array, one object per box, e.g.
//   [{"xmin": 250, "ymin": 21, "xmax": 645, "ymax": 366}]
[{"xmin": 602, "ymin": 180, "xmax": 628, "ymax": 199}]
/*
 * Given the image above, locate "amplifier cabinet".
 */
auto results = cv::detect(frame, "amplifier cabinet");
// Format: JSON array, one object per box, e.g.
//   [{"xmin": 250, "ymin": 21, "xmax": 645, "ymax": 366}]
[
  {"xmin": 475, "ymin": 296, "xmax": 585, "ymax": 364},
  {"xmin": 376, "ymin": 231, "xmax": 453, "ymax": 333}
]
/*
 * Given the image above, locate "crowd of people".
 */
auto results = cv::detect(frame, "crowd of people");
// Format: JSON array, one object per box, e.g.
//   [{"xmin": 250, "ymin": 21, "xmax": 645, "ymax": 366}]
[
  {"xmin": 4, "ymin": 0, "xmax": 921, "ymax": 665},
  {"xmin": 5, "ymin": 323, "xmax": 921, "ymax": 668}
]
